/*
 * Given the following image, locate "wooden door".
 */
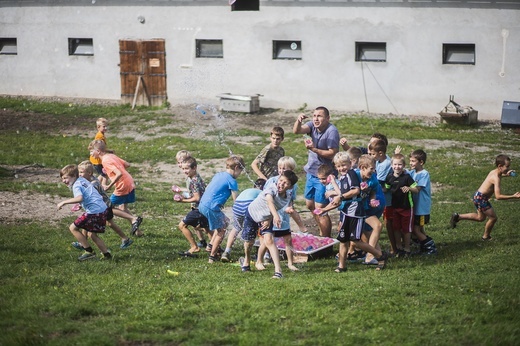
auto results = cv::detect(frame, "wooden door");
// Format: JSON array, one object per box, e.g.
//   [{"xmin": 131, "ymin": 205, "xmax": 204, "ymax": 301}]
[{"xmin": 119, "ymin": 39, "xmax": 167, "ymax": 107}]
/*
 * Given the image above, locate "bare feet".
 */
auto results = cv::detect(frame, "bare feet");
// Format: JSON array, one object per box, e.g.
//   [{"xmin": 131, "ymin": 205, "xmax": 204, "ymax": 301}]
[
  {"xmin": 255, "ymin": 262, "xmax": 266, "ymax": 271},
  {"xmin": 287, "ymin": 264, "xmax": 299, "ymax": 271}
]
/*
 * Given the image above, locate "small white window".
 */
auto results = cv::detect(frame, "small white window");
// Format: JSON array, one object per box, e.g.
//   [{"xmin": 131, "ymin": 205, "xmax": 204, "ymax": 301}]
[
  {"xmin": 68, "ymin": 38, "xmax": 94, "ymax": 56},
  {"xmin": 273, "ymin": 41, "xmax": 302, "ymax": 60},
  {"xmin": 443, "ymin": 43, "xmax": 475, "ymax": 65},
  {"xmin": 196, "ymin": 39, "xmax": 223, "ymax": 58},
  {"xmin": 356, "ymin": 42, "xmax": 386, "ymax": 62},
  {"xmin": 0, "ymin": 38, "xmax": 17, "ymax": 55}
]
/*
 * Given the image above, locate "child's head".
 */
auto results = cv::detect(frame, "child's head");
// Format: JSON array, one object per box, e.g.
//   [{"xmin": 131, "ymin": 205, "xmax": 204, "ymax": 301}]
[
  {"xmin": 277, "ymin": 156, "xmax": 296, "ymax": 175},
  {"xmin": 317, "ymin": 164, "xmax": 334, "ymax": 185},
  {"xmin": 176, "ymin": 150, "xmax": 192, "ymax": 167},
  {"xmin": 227, "ymin": 155, "xmax": 245, "ymax": 178},
  {"xmin": 96, "ymin": 118, "xmax": 108, "ymax": 133},
  {"xmin": 60, "ymin": 164, "xmax": 79, "ymax": 187},
  {"xmin": 180, "ymin": 157, "xmax": 198, "ymax": 178},
  {"xmin": 368, "ymin": 139, "xmax": 387, "ymax": 160},
  {"xmin": 347, "ymin": 147, "xmax": 362, "ymax": 169},
  {"xmin": 410, "ymin": 149, "xmax": 427, "ymax": 171},
  {"xmin": 370, "ymin": 133, "xmax": 388, "ymax": 146},
  {"xmin": 270, "ymin": 126, "xmax": 284, "ymax": 148},
  {"xmin": 89, "ymin": 139, "xmax": 106, "ymax": 158},
  {"xmin": 358, "ymin": 154, "xmax": 376, "ymax": 180},
  {"xmin": 277, "ymin": 170, "xmax": 299, "ymax": 193},
  {"xmin": 333, "ymin": 151, "xmax": 351, "ymax": 175},
  {"xmin": 495, "ymin": 154, "xmax": 511, "ymax": 174},
  {"xmin": 78, "ymin": 160, "xmax": 94, "ymax": 180},
  {"xmin": 391, "ymin": 153, "xmax": 406, "ymax": 175},
  {"xmin": 254, "ymin": 178, "xmax": 266, "ymax": 190}
]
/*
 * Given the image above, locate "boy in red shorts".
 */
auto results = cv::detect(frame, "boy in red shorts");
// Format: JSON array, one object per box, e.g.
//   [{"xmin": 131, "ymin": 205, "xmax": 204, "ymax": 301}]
[{"xmin": 57, "ymin": 164, "xmax": 111, "ymax": 261}]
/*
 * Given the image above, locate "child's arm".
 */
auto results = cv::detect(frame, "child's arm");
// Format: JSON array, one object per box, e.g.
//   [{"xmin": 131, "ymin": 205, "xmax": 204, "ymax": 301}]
[
  {"xmin": 231, "ymin": 190, "xmax": 239, "ymax": 202},
  {"xmin": 250, "ymin": 158, "xmax": 267, "ymax": 180},
  {"xmin": 105, "ymin": 167, "xmax": 122, "ymax": 190},
  {"xmin": 401, "ymin": 182, "xmax": 419, "ymax": 194},
  {"xmin": 265, "ymin": 194, "xmax": 282, "ymax": 228},
  {"xmin": 493, "ymin": 176, "xmax": 520, "ymax": 200},
  {"xmin": 57, "ymin": 195, "xmax": 83, "ymax": 210}
]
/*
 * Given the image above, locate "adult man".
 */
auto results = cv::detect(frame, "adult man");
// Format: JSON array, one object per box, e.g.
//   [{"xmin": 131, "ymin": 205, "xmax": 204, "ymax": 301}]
[{"xmin": 293, "ymin": 106, "xmax": 340, "ymax": 237}]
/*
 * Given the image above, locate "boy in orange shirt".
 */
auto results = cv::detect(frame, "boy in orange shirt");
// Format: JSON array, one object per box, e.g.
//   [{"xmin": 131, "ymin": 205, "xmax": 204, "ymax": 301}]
[
  {"xmin": 89, "ymin": 118, "xmax": 109, "ymax": 187},
  {"xmin": 89, "ymin": 140, "xmax": 143, "ymax": 236}
]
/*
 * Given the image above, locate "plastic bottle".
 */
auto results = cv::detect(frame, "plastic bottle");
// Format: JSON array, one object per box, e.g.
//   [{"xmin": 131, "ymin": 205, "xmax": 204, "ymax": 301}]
[
  {"xmin": 196, "ymin": 105, "xmax": 206, "ymax": 115},
  {"xmin": 510, "ymin": 171, "xmax": 517, "ymax": 177}
]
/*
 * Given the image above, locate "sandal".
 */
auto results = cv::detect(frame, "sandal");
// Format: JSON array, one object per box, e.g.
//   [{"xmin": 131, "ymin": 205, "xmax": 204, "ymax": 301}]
[
  {"xmin": 208, "ymin": 255, "xmax": 217, "ymax": 263},
  {"xmin": 272, "ymin": 272, "xmax": 283, "ymax": 279},
  {"xmin": 335, "ymin": 267, "xmax": 347, "ymax": 273},
  {"xmin": 375, "ymin": 251, "xmax": 388, "ymax": 271},
  {"xmin": 481, "ymin": 236, "xmax": 492, "ymax": 241},
  {"xmin": 131, "ymin": 216, "xmax": 143, "ymax": 235},
  {"xmin": 178, "ymin": 250, "xmax": 197, "ymax": 258},
  {"xmin": 241, "ymin": 265, "xmax": 251, "ymax": 272}
]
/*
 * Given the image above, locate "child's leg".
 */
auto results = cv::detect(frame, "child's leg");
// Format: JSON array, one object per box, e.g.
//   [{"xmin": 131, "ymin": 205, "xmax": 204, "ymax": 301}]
[
  {"xmin": 70, "ymin": 224, "xmax": 91, "ymax": 249},
  {"xmin": 88, "ymin": 232, "xmax": 109, "ymax": 254},
  {"xmin": 337, "ymin": 242, "xmax": 348, "ymax": 270},
  {"xmin": 351, "ymin": 239, "xmax": 383, "ymax": 259},
  {"xmin": 288, "ymin": 209, "xmax": 307, "ymax": 233},
  {"xmin": 255, "ymin": 236, "xmax": 267, "ymax": 270},
  {"xmin": 364, "ymin": 216, "xmax": 382, "ymax": 262},
  {"xmin": 209, "ymin": 228, "xmax": 225, "ymax": 259},
  {"xmin": 179, "ymin": 221, "xmax": 200, "ymax": 253},
  {"xmin": 108, "ymin": 219, "xmax": 128, "ymax": 240},
  {"xmin": 482, "ymin": 208, "xmax": 498, "ymax": 239},
  {"xmin": 243, "ymin": 241, "xmax": 253, "ymax": 269},
  {"xmin": 194, "ymin": 227, "xmax": 205, "ymax": 242},
  {"xmin": 403, "ymin": 232, "xmax": 411, "ymax": 253},
  {"xmin": 263, "ymin": 233, "xmax": 282, "ymax": 277},
  {"xmin": 283, "ymin": 234, "xmax": 298, "ymax": 271},
  {"xmin": 225, "ymin": 228, "xmax": 238, "ymax": 253}
]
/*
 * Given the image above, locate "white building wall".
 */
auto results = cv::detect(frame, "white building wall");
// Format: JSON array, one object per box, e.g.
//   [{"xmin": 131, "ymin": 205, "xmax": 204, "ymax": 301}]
[{"xmin": 0, "ymin": 2, "xmax": 519, "ymax": 119}]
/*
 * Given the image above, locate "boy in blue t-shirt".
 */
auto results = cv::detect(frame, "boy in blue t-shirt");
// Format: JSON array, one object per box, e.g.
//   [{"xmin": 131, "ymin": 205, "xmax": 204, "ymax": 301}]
[
  {"xmin": 57, "ymin": 164, "xmax": 111, "ymax": 261},
  {"xmin": 198, "ymin": 155, "xmax": 245, "ymax": 263},
  {"xmin": 409, "ymin": 150, "xmax": 437, "ymax": 255}
]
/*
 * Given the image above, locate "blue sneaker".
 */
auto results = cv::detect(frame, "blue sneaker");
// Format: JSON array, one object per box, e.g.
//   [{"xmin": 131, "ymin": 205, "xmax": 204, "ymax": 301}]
[
  {"xmin": 71, "ymin": 242, "xmax": 83, "ymax": 250},
  {"xmin": 120, "ymin": 238, "xmax": 133, "ymax": 249}
]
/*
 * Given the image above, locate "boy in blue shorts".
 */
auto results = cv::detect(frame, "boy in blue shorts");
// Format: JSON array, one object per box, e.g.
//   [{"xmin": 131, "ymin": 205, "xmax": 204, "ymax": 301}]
[
  {"xmin": 409, "ymin": 150, "xmax": 437, "ymax": 254},
  {"xmin": 57, "ymin": 164, "xmax": 112, "ymax": 261},
  {"xmin": 221, "ymin": 178, "xmax": 266, "ymax": 262},
  {"xmin": 89, "ymin": 140, "xmax": 143, "ymax": 236},
  {"xmin": 198, "ymin": 155, "xmax": 245, "ymax": 263},
  {"xmin": 241, "ymin": 170, "xmax": 299, "ymax": 278}
]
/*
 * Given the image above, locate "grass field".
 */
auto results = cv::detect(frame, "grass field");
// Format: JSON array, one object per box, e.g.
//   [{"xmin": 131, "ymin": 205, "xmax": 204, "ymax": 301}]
[{"xmin": 0, "ymin": 97, "xmax": 519, "ymax": 345}]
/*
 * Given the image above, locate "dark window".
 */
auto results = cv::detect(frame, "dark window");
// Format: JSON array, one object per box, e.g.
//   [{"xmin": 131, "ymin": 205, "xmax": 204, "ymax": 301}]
[
  {"xmin": 0, "ymin": 38, "xmax": 17, "ymax": 55},
  {"xmin": 356, "ymin": 42, "xmax": 386, "ymax": 62},
  {"xmin": 443, "ymin": 43, "xmax": 475, "ymax": 65},
  {"xmin": 231, "ymin": 0, "xmax": 259, "ymax": 11},
  {"xmin": 273, "ymin": 41, "xmax": 302, "ymax": 60},
  {"xmin": 68, "ymin": 38, "xmax": 94, "ymax": 56},
  {"xmin": 196, "ymin": 39, "xmax": 223, "ymax": 58}
]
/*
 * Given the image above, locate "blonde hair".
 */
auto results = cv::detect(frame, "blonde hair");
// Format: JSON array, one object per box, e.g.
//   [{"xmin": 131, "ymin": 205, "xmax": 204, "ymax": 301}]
[
  {"xmin": 333, "ymin": 151, "xmax": 351, "ymax": 165},
  {"xmin": 89, "ymin": 139, "xmax": 106, "ymax": 152},
  {"xmin": 277, "ymin": 156, "xmax": 296, "ymax": 171},
  {"xmin": 392, "ymin": 153, "xmax": 406, "ymax": 165},
  {"xmin": 358, "ymin": 154, "xmax": 376, "ymax": 169},
  {"xmin": 96, "ymin": 118, "xmax": 108, "ymax": 128},
  {"xmin": 78, "ymin": 160, "xmax": 94, "ymax": 175},
  {"xmin": 176, "ymin": 150, "xmax": 192, "ymax": 163},
  {"xmin": 347, "ymin": 147, "xmax": 362, "ymax": 161},
  {"xmin": 60, "ymin": 164, "xmax": 78, "ymax": 178},
  {"xmin": 226, "ymin": 155, "xmax": 245, "ymax": 170}
]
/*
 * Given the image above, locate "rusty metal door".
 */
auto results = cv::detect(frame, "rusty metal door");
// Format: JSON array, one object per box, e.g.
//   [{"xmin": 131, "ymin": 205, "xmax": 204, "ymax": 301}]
[{"xmin": 119, "ymin": 39, "xmax": 167, "ymax": 107}]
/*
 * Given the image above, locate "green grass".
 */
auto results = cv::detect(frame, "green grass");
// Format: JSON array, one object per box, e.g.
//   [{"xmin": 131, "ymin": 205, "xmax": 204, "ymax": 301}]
[{"xmin": 1, "ymin": 97, "xmax": 520, "ymax": 345}]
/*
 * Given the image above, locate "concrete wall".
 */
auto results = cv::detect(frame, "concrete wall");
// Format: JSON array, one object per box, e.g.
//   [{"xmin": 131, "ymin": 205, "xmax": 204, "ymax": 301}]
[{"xmin": 1, "ymin": 1, "xmax": 519, "ymax": 119}]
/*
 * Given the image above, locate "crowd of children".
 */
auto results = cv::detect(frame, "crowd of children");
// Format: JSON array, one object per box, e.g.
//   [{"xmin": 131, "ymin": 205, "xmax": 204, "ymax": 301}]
[{"xmin": 56, "ymin": 109, "xmax": 519, "ymax": 275}]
